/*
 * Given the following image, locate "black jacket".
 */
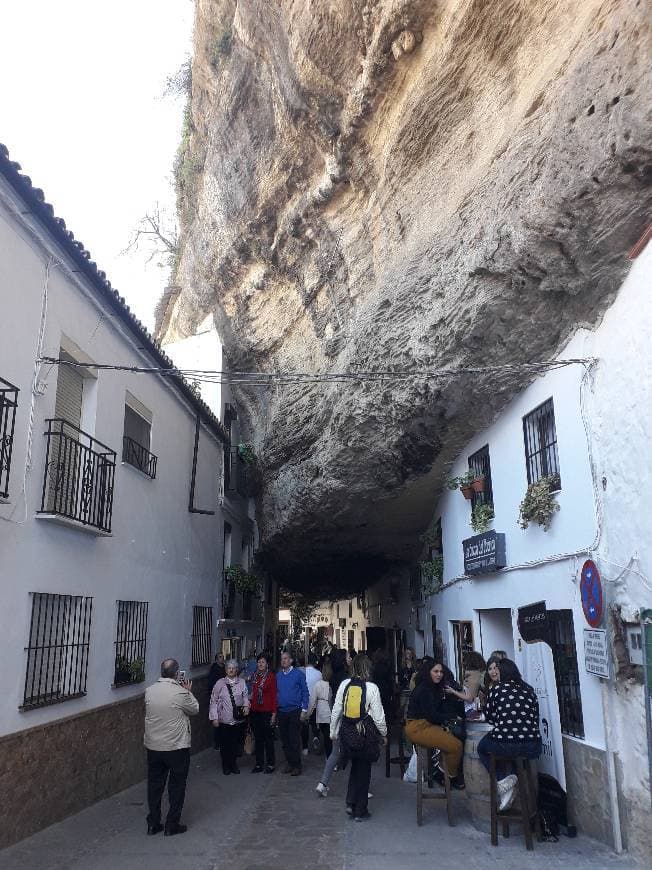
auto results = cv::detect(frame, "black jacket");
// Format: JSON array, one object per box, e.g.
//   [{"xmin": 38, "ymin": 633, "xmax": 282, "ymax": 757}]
[
  {"xmin": 208, "ymin": 662, "xmax": 226, "ymax": 693},
  {"xmin": 407, "ymin": 682, "xmax": 464, "ymax": 724}
]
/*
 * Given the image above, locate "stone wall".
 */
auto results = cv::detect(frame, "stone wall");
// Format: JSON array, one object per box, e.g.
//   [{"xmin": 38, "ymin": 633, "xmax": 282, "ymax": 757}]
[
  {"xmin": 0, "ymin": 677, "xmax": 212, "ymax": 849},
  {"xmin": 563, "ymin": 737, "xmax": 612, "ymax": 847}
]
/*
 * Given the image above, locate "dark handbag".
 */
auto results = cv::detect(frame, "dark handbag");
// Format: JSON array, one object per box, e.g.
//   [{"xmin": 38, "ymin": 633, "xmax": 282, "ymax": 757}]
[
  {"xmin": 226, "ymin": 681, "xmax": 247, "ymax": 722},
  {"xmin": 340, "ymin": 714, "xmax": 381, "ymax": 762},
  {"xmin": 443, "ymin": 717, "xmax": 466, "ymax": 741}
]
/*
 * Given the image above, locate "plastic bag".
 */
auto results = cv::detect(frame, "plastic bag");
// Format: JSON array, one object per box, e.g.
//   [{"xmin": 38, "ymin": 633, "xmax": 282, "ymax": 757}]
[{"xmin": 403, "ymin": 748, "xmax": 418, "ymax": 782}]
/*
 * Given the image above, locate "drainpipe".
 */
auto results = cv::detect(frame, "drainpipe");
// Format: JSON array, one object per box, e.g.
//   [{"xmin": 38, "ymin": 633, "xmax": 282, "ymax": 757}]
[{"xmin": 601, "ymin": 678, "xmax": 623, "ymax": 853}]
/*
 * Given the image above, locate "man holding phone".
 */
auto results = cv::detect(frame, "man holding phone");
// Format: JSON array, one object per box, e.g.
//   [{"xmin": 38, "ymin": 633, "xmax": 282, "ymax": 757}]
[{"xmin": 144, "ymin": 658, "xmax": 199, "ymax": 836}]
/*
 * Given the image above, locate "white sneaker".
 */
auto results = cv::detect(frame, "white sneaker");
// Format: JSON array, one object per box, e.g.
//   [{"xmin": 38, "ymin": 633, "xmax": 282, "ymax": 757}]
[
  {"xmin": 316, "ymin": 782, "xmax": 328, "ymax": 797},
  {"xmin": 497, "ymin": 775, "xmax": 518, "ymax": 811},
  {"xmin": 503, "ymin": 782, "xmax": 519, "ymax": 812},
  {"xmin": 368, "ymin": 792, "xmax": 373, "ymax": 799},
  {"xmin": 302, "ymin": 748, "xmax": 309, "ymax": 756}
]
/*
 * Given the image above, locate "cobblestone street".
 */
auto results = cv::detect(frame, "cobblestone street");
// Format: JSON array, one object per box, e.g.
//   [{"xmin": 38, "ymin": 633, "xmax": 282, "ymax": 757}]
[{"xmin": 0, "ymin": 749, "xmax": 638, "ymax": 870}]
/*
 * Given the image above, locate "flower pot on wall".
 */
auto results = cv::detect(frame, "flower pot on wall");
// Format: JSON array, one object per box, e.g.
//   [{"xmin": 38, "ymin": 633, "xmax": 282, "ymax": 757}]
[
  {"xmin": 470, "ymin": 477, "xmax": 485, "ymax": 494},
  {"xmin": 460, "ymin": 484, "xmax": 474, "ymax": 500}
]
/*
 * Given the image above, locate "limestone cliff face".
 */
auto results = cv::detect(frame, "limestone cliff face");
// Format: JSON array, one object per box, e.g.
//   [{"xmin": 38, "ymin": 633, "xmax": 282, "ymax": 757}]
[{"xmin": 161, "ymin": 0, "xmax": 652, "ymax": 589}]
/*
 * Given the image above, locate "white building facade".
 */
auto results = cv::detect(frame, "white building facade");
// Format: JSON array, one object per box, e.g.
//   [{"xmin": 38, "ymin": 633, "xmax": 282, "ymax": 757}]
[
  {"xmin": 416, "ymin": 237, "xmax": 652, "ymax": 860},
  {"xmin": 0, "ymin": 146, "xmax": 271, "ymax": 847}
]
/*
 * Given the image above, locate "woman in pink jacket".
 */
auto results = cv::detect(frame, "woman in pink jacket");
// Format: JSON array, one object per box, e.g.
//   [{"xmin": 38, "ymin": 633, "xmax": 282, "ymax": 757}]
[{"xmin": 209, "ymin": 659, "xmax": 249, "ymax": 774}]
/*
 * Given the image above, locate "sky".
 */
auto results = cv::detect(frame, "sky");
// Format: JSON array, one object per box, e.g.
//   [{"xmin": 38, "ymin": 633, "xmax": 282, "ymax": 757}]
[{"xmin": 0, "ymin": 0, "xmax": 194, "ymax": 331}]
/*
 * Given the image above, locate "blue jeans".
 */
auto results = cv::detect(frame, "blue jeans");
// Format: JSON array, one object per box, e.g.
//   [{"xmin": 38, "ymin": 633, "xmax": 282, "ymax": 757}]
[
  {"xmin": 477, "ymin": 735, "xmax": 541, "ymax": 781},
  {"xmin": 320, "ymin": 737, "xmax": 340, "ymax": 786}
]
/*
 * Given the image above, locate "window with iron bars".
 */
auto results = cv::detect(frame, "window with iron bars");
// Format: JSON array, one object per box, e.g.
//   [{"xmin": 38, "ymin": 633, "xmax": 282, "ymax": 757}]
[
  {"xmin": 523, "ymin": 398, "xmax": 561, "ymax": 487},
  {"xmin": 22, "ymin": 593, "xmax": 93, "ymax": 710},
  {"xmin": 191, "ymin": 605, "xmax": 213, "ymax": 666},
  {"xmin": 468, "ymin": 445, "xmax": 493, "ymax": 510},
  {"xmin": 113, "ymin": 600, "xmax": 148, "ymax": 686},
  {"xmin": 548, "ymin": 609, "xmax": 584, "ymax": 738}
]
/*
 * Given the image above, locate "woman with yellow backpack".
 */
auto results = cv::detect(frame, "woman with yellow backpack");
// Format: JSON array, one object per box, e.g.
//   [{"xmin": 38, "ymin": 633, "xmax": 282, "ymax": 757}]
[{"xmin": 330, "ymin": 655, "xmax": 387, "ymax": 821}]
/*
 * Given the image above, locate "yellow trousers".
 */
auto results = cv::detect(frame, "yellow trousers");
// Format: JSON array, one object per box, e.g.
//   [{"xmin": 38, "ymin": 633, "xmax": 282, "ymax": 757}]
[{"xmin": 405, "ymin": 718, "xmax": 463, "ymax": 777}]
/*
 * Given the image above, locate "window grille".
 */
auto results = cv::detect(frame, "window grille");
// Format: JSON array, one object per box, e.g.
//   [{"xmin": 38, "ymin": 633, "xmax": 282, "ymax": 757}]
[
  {"xmin": 0, "ymin": 376, "xmax": 19, "ymax": 499},
  {"xmin": 548, "ymin": 610, "xmax": 584, "ymax": 738},
  {"xmin": 468, "ymin": 445, "xmax": 493, "ymax": 510},
  {"xmin": 113, "ymin": 600, "xmax": 148, "ymax": 686},
  {"xmin": 523, "ymin": 398, "xmax": 561, "ymax": 486},
  {"xmin": 191, "ymin": 605, "xmax": 213, "ymax": 666},
  {"xmin": 242, "ymin": 592, "xmax": 252, "ymax": 621},
  {"xmin": 22, "ymin": 593, "xmax": 93, "ymax": 710}
]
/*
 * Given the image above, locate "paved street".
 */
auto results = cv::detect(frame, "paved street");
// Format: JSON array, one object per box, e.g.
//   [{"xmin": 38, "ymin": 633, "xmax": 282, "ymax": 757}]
[{"xmin": 0, "ymin": 749, "xmax": 638, "ymax": 870}]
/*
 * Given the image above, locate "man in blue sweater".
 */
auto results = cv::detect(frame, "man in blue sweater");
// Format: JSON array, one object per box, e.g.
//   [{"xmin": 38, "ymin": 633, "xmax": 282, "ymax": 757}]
[{"xmin": 276, "ymin": 650, "xmax": 309, "ymax": 775}]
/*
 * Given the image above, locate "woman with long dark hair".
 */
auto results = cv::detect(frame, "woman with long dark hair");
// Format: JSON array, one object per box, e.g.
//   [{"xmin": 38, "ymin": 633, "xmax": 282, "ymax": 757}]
[
  {"xmin": 477, "ymin": 658, "xmax": 542, "ymax": 811},
  {"xmin": 404, "ymin": 661, "xmax": 466, "ymax": 788}
]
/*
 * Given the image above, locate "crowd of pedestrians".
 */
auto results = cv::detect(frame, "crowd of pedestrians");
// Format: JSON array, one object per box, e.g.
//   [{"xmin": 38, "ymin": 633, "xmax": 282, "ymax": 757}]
[{"xmin": 142, "ymin": 643, "xmax": 541, "ymax": 833}]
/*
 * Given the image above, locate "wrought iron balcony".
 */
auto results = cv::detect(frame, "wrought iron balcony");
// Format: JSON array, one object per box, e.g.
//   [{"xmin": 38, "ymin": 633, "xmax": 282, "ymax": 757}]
[
  {"xmin": 39, "ymin": 419, "xmax": 116, "ymax": 533},
  {"xmin": 0, "ymin": 376, "xmax": 19, "ymax": 499},
  {"xmin": 225, "ymin": 447, "xmax": 249, "ymax": 498},
  {"xmin": 122, "ymin": 435, "xmax": 157, "ymax": 479}
]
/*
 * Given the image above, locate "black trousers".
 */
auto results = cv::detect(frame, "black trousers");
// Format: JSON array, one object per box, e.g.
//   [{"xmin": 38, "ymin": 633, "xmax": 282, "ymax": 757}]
[
  {"xmin": 146, "ymin": 748, "xmax": 190, "ymax": 827},
  {"xmin": 319, "ymin": 723, "xmax": 333, "ymax": 758},
  {"xmin": 301, "ymin": 710, "xmax": 319, "ymax": 749},
  {"xmin": 250, "ymin": 711, "xmax": 275, "ymax": 767},
  {"xmin": 346, "ymin": 755, "xmax": 372, "ymax": 818},
  {"xmin": 219, "ymin": 723, "xmax": 244, "ymax": 773},
  {"xmin": 278, "ymin": 709, "xmax": 302, "ymax": 770}
]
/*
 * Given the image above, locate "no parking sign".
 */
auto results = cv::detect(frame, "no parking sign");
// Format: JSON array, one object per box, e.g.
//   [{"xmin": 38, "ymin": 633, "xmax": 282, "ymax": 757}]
[{"xmin": 580, "ymin": 560, "xmax": 603, "ymax": 628}]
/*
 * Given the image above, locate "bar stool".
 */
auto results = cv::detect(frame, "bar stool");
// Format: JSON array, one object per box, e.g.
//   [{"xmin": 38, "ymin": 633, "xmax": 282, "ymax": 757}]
[
  {"xmin": 385, "ymin": 709, "xmax": 407, "ymax": 778},
  {"xmin": 416, "ymin": 745, "xmax": 454, "ymax": 827},
  {"xmin": 489, "ymin": 754, "xmax": 541, "ymax": 850}
]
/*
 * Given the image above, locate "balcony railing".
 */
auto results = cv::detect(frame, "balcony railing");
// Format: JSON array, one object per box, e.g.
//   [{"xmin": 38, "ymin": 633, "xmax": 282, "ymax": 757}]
[
  {"xmin": 122, "ymin": 435, "xmax": 157, "ymax": 479},
  {"xmin": 0, "ymin": 376, "xmax": 19, "ymax": 499},
  {"xmin": 39, "ymin": 419, "xmax": 116, "ymax": 533},
  {"xmin": 225, "ymin": 447, "xmax": 249, "ymax": 498}
]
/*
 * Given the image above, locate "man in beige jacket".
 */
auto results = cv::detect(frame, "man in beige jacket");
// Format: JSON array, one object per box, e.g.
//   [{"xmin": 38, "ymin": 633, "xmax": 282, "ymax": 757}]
[{"xmin": 144, "ymin": 658, "xmax": 199, "ymax": 836}]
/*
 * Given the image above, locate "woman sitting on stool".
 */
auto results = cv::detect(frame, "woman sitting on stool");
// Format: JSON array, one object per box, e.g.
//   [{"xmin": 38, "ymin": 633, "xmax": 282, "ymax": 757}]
[
  {"xmin": 477, "ymin": 658, "xmax": 542, "ymax": 811},
  {"xmin": 404, "ymin": 661, "xmax": 466, "ymax": 789}
]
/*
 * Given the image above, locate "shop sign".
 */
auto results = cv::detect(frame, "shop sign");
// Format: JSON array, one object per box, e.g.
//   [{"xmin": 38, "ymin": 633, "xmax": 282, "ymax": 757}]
[
  {"xmin": 518, "ymin": 600, "xmax": 548, "ymax": 644},
  {"xmin": 462, "ymin": 530, "xmax": 506, "ymax": 575},
  {"xmin": 584, "ymin": 628, "xmax": 609, "ymax": 678}
]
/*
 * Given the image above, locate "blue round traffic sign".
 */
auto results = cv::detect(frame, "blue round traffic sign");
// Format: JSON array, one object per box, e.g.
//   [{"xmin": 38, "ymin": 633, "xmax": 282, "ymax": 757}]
[{"xmin": 580, "ymin": 560, "xmax": 603, "ymax": 628}]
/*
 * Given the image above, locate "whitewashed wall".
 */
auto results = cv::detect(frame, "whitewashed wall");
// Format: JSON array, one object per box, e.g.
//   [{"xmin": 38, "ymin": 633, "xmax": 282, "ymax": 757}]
[{"xmin": 0, "ymin": 185, "xmax": 224, "ymax": 737}]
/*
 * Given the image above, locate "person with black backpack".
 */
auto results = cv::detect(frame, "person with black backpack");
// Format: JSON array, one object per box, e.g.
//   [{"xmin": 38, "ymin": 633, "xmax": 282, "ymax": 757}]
[{"xmin": 330, "ymin": 654, "xmax": 387, "ymax": 821}]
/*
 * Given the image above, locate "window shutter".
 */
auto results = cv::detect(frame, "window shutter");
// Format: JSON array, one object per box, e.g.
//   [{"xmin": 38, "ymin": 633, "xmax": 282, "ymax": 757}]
[{"xmin": 54, "ymin": 353, "xmax": 83, "ymax": 429}]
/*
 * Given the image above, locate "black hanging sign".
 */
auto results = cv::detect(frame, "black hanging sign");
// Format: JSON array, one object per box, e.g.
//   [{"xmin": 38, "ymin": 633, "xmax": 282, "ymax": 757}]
[
  {"xmin": 518, "ymin": 600, "xmax": 549, "ymax": 644},
  {"xmin": 462, "ymin": 530, "xmax": 506, "ymax": 575}
]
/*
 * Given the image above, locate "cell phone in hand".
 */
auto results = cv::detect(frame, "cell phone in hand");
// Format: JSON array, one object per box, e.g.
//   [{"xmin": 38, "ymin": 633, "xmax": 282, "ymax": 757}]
[{"xmin": 178, "ymin": 670, "xmax": 187, "ymax": 684}]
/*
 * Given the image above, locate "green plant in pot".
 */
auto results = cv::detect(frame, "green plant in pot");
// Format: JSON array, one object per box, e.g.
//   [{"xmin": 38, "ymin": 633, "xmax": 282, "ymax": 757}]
[
  {"xmin": 225, "ymin": 565, "xmax": 260, "ymax": 595},
  {"xmin": 419, "ymin": 555, "xmax": 444, "ymax": 595},
  {"xmin": 237, "ymin": 442, "xmax": 256, "ymax": 465},
  {"xmin": 447, "ymin": 468, "xmax": 478, "ymax": 500},
  {"xmin": 518, "ymin": 474, "xmax": 560, "ymax": 531},
  {"xmin": 470, "ymin": 502, "xmax": 495, "ymax": 533}
]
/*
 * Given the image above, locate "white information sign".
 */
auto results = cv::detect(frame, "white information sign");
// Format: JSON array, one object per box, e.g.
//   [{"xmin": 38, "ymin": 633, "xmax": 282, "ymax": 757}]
[{"xmin": 584, "ymin": 628, "xmax": 609, "ymax": 678}]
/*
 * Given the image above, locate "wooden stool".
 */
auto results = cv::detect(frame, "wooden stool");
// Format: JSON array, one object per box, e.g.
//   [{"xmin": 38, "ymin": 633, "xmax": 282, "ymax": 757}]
[
  {"xmin": 416, "ymin": 745, "xmax": 454, "ymax": 827},
  {"xmin": 385, "ymin": 711, "xmax": 407, "ymax": 778},
  {"xmin": 489, "ymin": 754, "xmax": 541, "ymax": 851}
]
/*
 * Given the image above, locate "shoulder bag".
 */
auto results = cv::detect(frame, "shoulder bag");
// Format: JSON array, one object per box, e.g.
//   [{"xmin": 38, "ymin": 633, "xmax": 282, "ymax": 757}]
[{"xmin": 226, "ymin": 681, "xmax": 247, "ymax": 722}]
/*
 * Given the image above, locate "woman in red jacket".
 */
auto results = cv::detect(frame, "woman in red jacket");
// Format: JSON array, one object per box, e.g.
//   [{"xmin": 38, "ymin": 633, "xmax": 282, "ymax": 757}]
[{"xmin": 249, "ymin": 653, "xmax": 278, "ymax": 773}]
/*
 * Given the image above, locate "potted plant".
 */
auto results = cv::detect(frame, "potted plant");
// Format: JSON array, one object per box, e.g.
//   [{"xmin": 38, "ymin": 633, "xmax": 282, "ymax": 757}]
[
  {"xmin": 470, "ymin": 502, "xmax": 495, "ymax": 533},
  {"xmin": 419, "ymin": 555, "xmax": 444, "ymax": 595},
  {"xmin": 225, "ymin": 565, "xmax": 261, "ymax": 596},
  {"xmin": 128, "ymin": 656, "xmax": 146, "ymax": 683},
  {"xmin": 518, "ymin": 475, "xmax": 560, "ymax": 531},
  {"xmin": 447, "ymin": 468, "xmax": 477, "ymax": 500},
  {"xmin": 237, "ymin": 442, "xmax": 256, "ymax": 465},
  {"xmin": 470, "ymin": 473, "xmax": 485, "ymax": 494}
]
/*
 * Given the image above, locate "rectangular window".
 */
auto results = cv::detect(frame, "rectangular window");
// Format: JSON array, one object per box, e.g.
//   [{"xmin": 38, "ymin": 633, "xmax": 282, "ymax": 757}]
[
  {"xmin": 468, "ymin": 445, "xmax": 493, "ymax": 510},
  {"xmin": 548, "ymin": 610, "xmax": 584, "ymax": 738},
  {"xmin": 122, "ymin": 399, "xmax": 157, "ymax": 479},
  {"xmin": 450, "ymin": 620, "xmax": 474, "ymax": 683},
  {"xmin": 0, "ymin": 376, "xmax": 19, "ymax": 499},
  {"xmin": 113, "ymin": 600, "xmax": 148, "ymax": 686},
  {"xmin": 523, "ymin": 398, "xmax": 561, "ymax": 486},
  {"xmin": 348, "ymin": 600, "xmax": 353, "ymax": 618},
  {"xmin": 191, "ymin": 605, "xmax": 213, "ymax": 666},
  {"xmin": 22, "ymin": 593, "xmax": 93, "ymax": 710}
]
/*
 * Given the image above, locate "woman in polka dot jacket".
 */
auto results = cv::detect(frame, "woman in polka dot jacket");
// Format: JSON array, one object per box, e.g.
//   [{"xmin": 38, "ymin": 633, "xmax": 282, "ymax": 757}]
[{"xmin": 477, "ymin": 658, "xmax": 542, "ymax": 811}]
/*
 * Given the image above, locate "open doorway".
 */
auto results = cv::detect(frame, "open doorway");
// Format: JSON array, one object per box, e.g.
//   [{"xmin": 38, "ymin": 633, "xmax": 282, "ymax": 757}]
[{"xmin": 478, "ymin": 609, "xmax": 514, "ymax": 659}]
